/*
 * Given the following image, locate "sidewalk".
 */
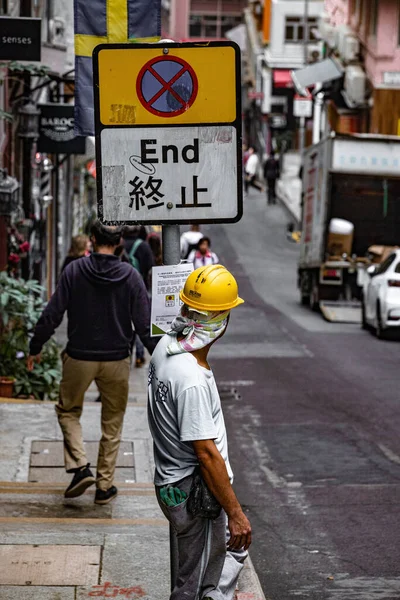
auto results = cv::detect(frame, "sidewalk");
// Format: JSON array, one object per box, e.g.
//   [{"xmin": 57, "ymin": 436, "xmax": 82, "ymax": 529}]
[
  {"xmin": 276, "ymin": 151, "xmax": 302, "ymax": 227},
  {"xmin": 0, "ymin": 350, "xmax": 265, "ymax": 598}
]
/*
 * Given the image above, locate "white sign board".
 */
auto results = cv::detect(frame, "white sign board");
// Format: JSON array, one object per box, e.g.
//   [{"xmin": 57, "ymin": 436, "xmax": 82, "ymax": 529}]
[
  {"xmin": 99, "ymin": 126, "xmax": 239, "ymax": 224},
  {"xmin": 383, "ymin": 72, "xmax": 400, "ymax": 86},
  {"xmin": 150, "ymin": 263, "xmax": 194, "ymax": 337},
  {"xmin": 332, "ymin": 139, "xmax": 400, "ymax": 174},
  {"xmin": 293, "ymin": 96, "xmax": 313, "ymax": 118}
]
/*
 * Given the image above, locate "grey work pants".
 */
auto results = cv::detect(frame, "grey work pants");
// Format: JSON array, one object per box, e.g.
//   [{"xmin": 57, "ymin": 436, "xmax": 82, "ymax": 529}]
[{"xmin": 156, "ymin": 474, "xmax": 247, "ymax": 600}]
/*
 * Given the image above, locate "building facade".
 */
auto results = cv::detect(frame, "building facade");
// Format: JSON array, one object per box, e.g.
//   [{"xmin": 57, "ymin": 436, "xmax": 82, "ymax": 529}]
[
  {"xmin": 0, "ymin": 0, "xmax": 93, "ymax": 294},
  {"xmin": 244, "ymin": 0, "xmax": 324, "ymax": 153},
  {"xmin": 164, "ymin": 0, "xmax": 246, "ymax": 40},
  {"xmin": 321, "ymin": 0, "xmax": 400, "ymax": 135}
]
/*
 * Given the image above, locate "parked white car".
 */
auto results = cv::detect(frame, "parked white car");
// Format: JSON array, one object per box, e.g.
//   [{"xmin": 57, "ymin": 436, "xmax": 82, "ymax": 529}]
[{"xmin": 362, "ymin": 250, "xmax": 400, "ymax": 338}]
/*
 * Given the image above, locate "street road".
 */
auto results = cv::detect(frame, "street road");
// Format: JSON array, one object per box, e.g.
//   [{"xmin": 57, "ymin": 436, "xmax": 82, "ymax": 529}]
[{"xmin": 206, "ymin": 188, "xmax": 400, "ymax": 600}]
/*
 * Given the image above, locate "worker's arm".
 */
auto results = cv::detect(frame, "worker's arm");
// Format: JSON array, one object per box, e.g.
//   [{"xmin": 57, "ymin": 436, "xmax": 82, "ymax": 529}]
[{"xmin": 192, "ymin": 438, "xmax": 252, "ymax": 551}]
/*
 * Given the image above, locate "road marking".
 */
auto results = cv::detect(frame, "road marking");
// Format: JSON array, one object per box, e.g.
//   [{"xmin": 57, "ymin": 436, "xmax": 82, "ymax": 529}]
[
  {"xmin": 378, "ymin": 443, "xmax": 400, "ymax": 466},
  {"xmin": 0, "ymin": 517, "xmax": 166, "ymax": 526},
  {"xmin": 219, "ymin": 380, "xmax": 255, "ymax": 387},
  {"xmin": 0, "ymin": 488, "xmax": 155, "ymax": 496}
]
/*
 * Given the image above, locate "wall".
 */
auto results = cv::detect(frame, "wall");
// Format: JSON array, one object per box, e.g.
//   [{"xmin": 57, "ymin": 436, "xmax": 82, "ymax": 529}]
[
  {"xmin": 362, "ymin": 0, "xmax": 400, "ymax": 87},
  {"xmin": 324, "ymin": 0, "xmax": 350, "ymax": 26},
  {"xmin": 326, "ymin": 0, "xmax": 400, "ymax": 87},
  {"xmin": 266, "ymin": 0, "xmax": 324, "ymax": 68},
  {"xmin": 371, "ymin": 88, "xmax": 400, "ymax": 135}
]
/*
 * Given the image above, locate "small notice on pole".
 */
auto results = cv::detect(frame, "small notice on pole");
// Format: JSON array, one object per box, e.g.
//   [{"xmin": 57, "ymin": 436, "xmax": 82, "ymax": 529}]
[{"xmin": 151, "ymin": 263, "xmax": 194, "ymax": 337}]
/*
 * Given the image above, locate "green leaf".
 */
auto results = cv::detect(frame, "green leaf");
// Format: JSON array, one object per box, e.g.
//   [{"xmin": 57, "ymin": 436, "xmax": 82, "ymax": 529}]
[
  {"xmin": 43, "ymin": 372, "xmax": 52, "ymax": 385},
  {"xmin": 0, "ymin": 109, "xmax": 13, "ymax": 123},
  {"xmin": 47, "ymin": 369, "xmax": 61, "ymax": 378},
  {"xmin": 1, "ymin": 292, "xmax": 9, "ymax": 307}
]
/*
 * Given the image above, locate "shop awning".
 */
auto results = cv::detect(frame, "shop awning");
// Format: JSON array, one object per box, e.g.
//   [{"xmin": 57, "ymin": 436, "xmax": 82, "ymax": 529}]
[
  {"xmin": 291, "ymin": 58, "xmax": 343, "ymax": 96},
  {"xmin": 273, "ymin": 70, "xmax": 293, "ymax": 88}
]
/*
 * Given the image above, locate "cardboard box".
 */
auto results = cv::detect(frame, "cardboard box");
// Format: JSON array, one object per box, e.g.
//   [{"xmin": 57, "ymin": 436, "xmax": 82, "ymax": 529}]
[
  {"xmin": 327, "ymin": 231, "xmax": 353, "ymax": 257},
  {"xmin": 368, "ymin": 245, "xmax": 399, "ymax": 264}
]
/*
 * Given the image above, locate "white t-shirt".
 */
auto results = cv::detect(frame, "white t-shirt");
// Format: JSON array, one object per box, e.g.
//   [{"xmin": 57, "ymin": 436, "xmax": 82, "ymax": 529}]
[
  {"xmin": 187, "ymin": 250, "xmax": 219, "ymax": 270},
  {"xmin": 148, "ymin": 332, "xmax": 233, "ymax": 486},
  {"xmin": 180, "ymin": 230, "xmax": 203, "ymax": 258},
  {"xmin": 245, "ymin": 153, "xmax": 259, "ymax": 177}
]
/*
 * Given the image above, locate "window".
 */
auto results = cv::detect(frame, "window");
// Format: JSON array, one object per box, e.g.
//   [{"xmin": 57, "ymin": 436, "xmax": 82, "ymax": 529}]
[
  {"xmin": 189, "ymin": 13, "xmax": 243, "ymax": 38},
  {"xmin": 377, "ymin": 254, "xmax": 396, "ymax": 275},
  {"xmin": 370, "ymin": 0, "xmax": 378, "ymax": 36},
  {"xmin": 285, "ymin": 17, "xmax": 318, "ymax": 43}
]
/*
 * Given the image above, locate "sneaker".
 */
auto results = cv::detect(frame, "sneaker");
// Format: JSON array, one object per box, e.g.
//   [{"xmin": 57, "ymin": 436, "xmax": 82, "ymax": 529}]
[
  {"xmin": 64, "ymin": 465, "xmax": 95, "ymax": 498},
  {"xmin": 135, "ymin": 357, "xmax": 145, "ymax": 368},
  {"xmin": 94, "ymin": 486, "xmax": 118, "ymax": 505}
]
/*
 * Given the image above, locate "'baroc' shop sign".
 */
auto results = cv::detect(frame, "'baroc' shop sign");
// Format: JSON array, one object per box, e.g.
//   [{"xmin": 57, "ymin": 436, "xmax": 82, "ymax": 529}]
[
  {"xmin": 0, "ymin": 17, "xmax": 41, "ymax": 61},
  {"xmin": 37, "ymin": 104, "xmax": 86, "ymax": 155}
]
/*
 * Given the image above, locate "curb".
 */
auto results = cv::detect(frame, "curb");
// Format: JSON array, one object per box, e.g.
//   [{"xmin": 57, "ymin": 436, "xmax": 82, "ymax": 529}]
[
  {"xmin": 237, "ymin": 556, "xmax": 266, "ymax": 600},
  {"xmin": 276, "ymin": 181, "xmax": 301, "ymax": 230}
]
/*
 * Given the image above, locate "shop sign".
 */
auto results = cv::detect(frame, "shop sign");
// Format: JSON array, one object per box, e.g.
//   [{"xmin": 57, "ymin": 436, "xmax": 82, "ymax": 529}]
[
  {"xmin": 37, "ymin": 104, "xmax": 86, "ymax": 154},
  {"xmin": 0, "ymin": 17, "xmax": 41, "ymax": 61}
]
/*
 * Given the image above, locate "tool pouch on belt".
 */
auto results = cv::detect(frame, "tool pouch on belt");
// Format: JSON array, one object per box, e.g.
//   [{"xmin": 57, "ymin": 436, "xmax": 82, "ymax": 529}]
[{"xmin": 187, "ymin": 466, "xmax": 222, "ymax": 519}]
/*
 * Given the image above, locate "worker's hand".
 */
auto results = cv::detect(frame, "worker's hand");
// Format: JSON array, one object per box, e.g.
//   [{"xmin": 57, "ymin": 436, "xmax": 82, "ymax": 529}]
[
  {"xmin": 27, "ymin": 354, "xmax": 41, "ymax": 371},
  {"xmin": 227, "ymin": 510, "xmax": 252, "ymax": 551}
]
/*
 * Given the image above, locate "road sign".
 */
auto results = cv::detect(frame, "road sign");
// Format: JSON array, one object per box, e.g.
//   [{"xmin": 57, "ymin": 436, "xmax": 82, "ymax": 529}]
[
  {"xmin": 93, "ymin": 41, "xmax": 242, "ymax": 225},
  {"xmin": 293, "ymin": 94, "xmax": 313, "ymax": 118},
  {"xmin": 136, "ymin": 56, "xmax": 198, "ymax": 117}
]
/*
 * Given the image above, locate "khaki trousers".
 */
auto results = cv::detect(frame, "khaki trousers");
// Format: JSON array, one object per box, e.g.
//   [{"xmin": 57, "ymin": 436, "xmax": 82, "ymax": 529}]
[{"xmin": 55, "ymin": 353, "xmax": 130, "ymax": 491}]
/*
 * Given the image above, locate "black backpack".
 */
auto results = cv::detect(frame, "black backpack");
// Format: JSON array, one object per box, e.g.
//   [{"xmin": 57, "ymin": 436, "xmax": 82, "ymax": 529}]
[{"xmin": 265, "ymin": 158, "xmax": 279, "ymax": 180}]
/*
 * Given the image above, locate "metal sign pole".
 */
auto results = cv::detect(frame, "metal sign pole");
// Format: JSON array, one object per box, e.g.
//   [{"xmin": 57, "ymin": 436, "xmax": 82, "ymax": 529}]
[
  {"xmin": 162, "ymin": 224, "xmax": 180, "ymax": 265},
  {"xmin": 161, "ymin": 221, "xmax": 181, "ymax": 592}
]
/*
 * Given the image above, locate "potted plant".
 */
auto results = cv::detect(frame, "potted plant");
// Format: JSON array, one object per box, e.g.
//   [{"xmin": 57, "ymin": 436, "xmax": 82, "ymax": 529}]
[
  {"xmin": 0, "ymin": 272, "xmax": 61, "ymax": 399},
  {"xmin": 0, "ymin": 375, "xmax": 15, "ymax": 397}
]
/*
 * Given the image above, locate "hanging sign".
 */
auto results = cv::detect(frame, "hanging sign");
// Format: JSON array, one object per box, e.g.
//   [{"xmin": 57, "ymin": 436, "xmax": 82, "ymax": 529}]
[
  {"xmin": 93, "ymin": 41, "xmax": 242, "ymax": 225},
  {"xmin": 293, "ymin": 93, "xmax": 313, "ymax": 118},
  {"xmin": 37, "ymin": 104, "xmax": 86, "ymax": 154},
  {"xmin": 0, "ymin": 17, "xmax": 41, "ymax": 61}
]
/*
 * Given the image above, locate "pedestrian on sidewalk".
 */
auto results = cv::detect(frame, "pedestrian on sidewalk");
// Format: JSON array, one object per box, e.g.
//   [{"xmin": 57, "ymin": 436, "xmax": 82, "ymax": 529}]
[
  {"xmin": 28, "ymin": 220, "xmax": 157, "ymax": 505},
  {"xmin": 263, "ymin": 151, "xmax": 280, "ymax": 204},
  {"xmin": 187, "ymin": 236, "xmax": 219, "ymax": 270},
  {"xmin": 180, "ymin": 223, "xmax": 204, "ymax": 259},
  {"xmin": 148, "ymin": 265, "xmax": 252, "ymax": 600},
  {"xmin": 244, "ymin": 146, "xmax": 263, "ymax": 193},
  {"xmin": 122, "ymin": 225, "xmax": 155, "ymax": 368},
  {"xmin": 61, "ymin": 234, "xmax": 91, "ymax": 272}
]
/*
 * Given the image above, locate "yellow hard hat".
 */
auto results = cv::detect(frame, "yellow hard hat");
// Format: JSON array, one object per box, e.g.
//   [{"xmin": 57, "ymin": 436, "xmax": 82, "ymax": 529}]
[{"xmin": 180, "ymin": 264, "xmax": 244, "ymax": 312}]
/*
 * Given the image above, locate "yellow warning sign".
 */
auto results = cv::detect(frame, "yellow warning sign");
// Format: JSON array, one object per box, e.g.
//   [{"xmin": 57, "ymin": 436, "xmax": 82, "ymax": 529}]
[{"xmin": 94, "ymin": 43, "xmax": 239, "ymax": 126}]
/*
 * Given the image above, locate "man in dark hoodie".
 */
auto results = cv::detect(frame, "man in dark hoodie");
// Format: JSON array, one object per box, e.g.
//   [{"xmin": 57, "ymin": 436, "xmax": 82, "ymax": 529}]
[{"xmin": 27, "ymin": 220, "xmax": 157, "ymax": 505}]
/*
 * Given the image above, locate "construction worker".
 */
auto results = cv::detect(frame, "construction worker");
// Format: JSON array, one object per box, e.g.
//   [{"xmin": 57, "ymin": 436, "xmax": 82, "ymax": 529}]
[{"xmin": 148, "ymin": 265, "xmax": 251, "ymax": 600}]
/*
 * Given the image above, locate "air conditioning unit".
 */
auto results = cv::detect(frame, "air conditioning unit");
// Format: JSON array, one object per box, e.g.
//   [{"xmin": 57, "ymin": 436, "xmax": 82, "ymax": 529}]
[
  {"xmin": 319, "ymin": 20, "xmax": 336, "ymax": 48},
  {"xmin": 48, "ymin": 18, "xmax": 66, "ymax": 45},
  {"xmin": 336, "ymin": 24, "xmax": 352, "ymax": 54},
  {"xmin": 342, "ymin": 34, "xmax": 360, "ymax": 62},
  {"xmin": 308, "ymin": 47, "xmax": 323, "ymax": 63},
  {"xmin": 344, "ymin": 65, "xmax": 366, "ymax": 105}
]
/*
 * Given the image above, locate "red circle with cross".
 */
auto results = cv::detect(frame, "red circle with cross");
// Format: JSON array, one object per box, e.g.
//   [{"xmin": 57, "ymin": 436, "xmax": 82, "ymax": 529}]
[{"xmin": 136, "ymin": 55, "xmax": 198, "ymax": 118}]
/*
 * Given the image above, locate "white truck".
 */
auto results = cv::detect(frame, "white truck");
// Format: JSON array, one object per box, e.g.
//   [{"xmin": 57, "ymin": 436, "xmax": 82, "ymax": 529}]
[{"xmin": 298, "ymin": 133, "xmax": 400, "ymax": 319}]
